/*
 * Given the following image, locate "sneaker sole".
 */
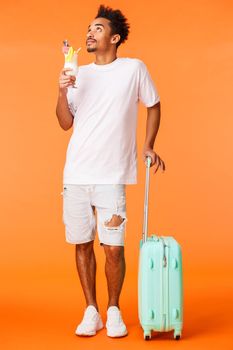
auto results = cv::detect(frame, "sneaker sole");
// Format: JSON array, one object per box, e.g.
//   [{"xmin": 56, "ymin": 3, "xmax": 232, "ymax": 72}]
[
  {"xmin": 106, "ymin": 329, "xmax": 128, "ymax": 338},
  {"xmin": 75, "ymin": 320, "xmax": 104, "ymax": 336}
]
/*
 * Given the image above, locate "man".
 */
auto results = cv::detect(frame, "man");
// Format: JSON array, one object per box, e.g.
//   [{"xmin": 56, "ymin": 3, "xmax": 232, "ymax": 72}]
[{"xmin": 56, "ymin": 4, "xmax": 165, "ymax": 338}]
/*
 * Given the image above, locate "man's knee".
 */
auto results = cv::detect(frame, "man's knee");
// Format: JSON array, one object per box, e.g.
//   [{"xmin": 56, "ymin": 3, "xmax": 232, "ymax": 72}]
[
  {"xmin": 76, "ymin": 240, "xmax": 94, "ymax": 253},
  {"xmin": 104, "ymin": 245, "xmax": 125, "ymax": 263}
]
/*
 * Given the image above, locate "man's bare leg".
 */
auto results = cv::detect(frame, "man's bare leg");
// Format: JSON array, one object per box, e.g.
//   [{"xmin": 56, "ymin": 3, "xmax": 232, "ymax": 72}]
[
  {"xmin": 103, "ymin": 214, "xmax": 126, "ymax": 308},
  {"xmin": 75, "ymin": 240, "xmax": 99, "ymax": 311}
]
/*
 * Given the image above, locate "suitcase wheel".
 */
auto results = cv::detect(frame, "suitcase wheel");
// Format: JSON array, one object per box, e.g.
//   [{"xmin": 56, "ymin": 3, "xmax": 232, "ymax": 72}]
[
  {"xmin": 174, "ymin": 330, "xmax": 181, "ymax": 340},
  {"xmin": 144, "ymin": 331, "xmax": 151, "ymax": 340}
]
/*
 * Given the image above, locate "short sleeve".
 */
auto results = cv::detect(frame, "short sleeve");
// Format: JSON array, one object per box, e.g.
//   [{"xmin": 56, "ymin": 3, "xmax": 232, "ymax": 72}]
[
  {"xmin": 66, "ymin": 88, "xmax": 77, "ymax": 117},
  {"xmin": 138, "ymin": 60, "xmax": 160, "ymax": 107}
]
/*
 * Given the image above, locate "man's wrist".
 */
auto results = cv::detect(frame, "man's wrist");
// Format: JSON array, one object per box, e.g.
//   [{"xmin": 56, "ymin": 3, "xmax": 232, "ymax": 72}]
[
  {"xmin": 58, "ymin": 87, "xmax": 68, "ymax": 98},
  {"xmin": 143, "ymin": 143, "xmax": 154, "ymax": 150}
]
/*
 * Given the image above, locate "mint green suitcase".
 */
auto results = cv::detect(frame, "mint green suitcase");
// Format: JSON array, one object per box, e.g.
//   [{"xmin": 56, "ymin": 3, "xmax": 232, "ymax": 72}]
[{"xmin": 138, "ymin": 156, "xmax": 183, "ymax": 340}]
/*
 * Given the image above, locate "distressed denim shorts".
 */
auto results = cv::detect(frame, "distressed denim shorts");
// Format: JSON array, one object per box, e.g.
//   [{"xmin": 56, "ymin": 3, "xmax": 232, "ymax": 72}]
[{"xmin": 60, "ymin": 184, "xmax": 128, "ymax": 246}]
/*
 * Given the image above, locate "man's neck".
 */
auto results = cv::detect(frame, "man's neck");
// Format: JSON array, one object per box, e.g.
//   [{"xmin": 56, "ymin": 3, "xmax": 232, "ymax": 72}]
[{"xmin": 94, "ymin": 52, "xmax": 117, "ymax": 65}]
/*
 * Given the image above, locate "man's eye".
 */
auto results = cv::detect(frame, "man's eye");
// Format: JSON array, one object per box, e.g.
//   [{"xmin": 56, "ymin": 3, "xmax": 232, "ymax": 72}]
[{"xmin": 87, "ymin": 26, "xmax": 102, "ymax": 33}]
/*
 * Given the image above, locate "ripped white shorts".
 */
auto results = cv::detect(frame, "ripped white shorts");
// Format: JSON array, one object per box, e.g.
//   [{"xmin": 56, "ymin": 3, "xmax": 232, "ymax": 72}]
[{"xmin": 60, "ymin": 184, "xmax": 127, "ymax": 246}]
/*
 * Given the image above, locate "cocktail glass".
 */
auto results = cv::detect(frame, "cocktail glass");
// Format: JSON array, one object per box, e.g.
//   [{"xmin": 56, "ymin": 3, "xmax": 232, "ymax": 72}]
[{"xmin": 63, "ymin": 40, "xmax": 81, "ymax": 88}]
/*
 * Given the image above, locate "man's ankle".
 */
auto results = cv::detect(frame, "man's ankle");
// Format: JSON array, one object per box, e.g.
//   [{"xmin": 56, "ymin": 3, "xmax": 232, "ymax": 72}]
[
  {"xmin": 107, "ymin": 303, "xmax": 120, "ymax": 309},
  {"xmin": 86, "ymin": 303, "xmax": 99, "ymax": 312}
]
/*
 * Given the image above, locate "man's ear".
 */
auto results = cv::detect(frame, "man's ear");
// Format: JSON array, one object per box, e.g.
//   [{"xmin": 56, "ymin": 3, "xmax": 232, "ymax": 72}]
[{"xmin": 111, "ymin": 34, "xmax": 121, "ymax": 45}]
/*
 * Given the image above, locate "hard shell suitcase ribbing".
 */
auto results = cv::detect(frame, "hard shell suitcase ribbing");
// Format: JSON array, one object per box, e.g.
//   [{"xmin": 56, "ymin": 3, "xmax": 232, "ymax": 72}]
[{"xmin": 138, "ymin": 156, "xmax": 183, "ymax": 340}]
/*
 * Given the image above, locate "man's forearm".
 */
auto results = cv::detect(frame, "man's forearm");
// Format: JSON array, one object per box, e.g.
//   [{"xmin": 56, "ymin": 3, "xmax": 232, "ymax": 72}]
[
  {"xmin": 56, "ymin": 89, "xmax": 74, "ymax": 130},
  {"xmin": 144, "ymin": 102, "xmax": 161, "ymax": 149}
]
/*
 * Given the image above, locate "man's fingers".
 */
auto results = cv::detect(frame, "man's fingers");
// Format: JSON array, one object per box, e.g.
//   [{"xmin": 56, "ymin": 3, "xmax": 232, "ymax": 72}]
[
  {"xmin": 154, "ymin": 159, "xmax": 165, "ymax": 174},
  {"xmin": 152, "ymin": 154, "xmax": 158, "ymax": 167},
  {"xmin": 154, "ymin": 163, "xmax": 160, "ymax": 174},
  {"xmin": 61, "ymin": 74, "xmax": 76, "ymax": 81},
  {"xmin": 151, "ymin": 154, "xmax": 156, "ymax": 165},
  {"xmin": 158, "ymin": 157, "xmax": 165, "ymax": 172},
  {"xmin": 161, "ymin": 160, "xmax": 166, "ymax": 172},
  {"xmin": 60, "ymin": 77, "xmax": 75, "ymax": 83},
  {"xmin": 152, "ymin": 157, "xmax": 161, "ymax": 174},
  {"xmin": 59, "ymin": 76, "xmax": 76, "ymax": 88},
  {"xmin": 61, "ymin": 68, "xmax": 74, "ymax": 76},
  {"xmin": 62, "ymin": 68, "xmax": 73, "ymax": 73},
  {"xmin": 144, "ymin": 153, "xmax": 166, "ymax": 173},
  {"xmin": 60, "ymin": 80, "xmax": 75, "ymax": 88}
]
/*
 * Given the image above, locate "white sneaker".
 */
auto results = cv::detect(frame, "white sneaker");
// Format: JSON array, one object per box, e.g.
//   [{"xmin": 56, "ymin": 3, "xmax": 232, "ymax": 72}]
[
  {"xmin": 106, "ymin": 306, "xmax": 128, "ymax": 337},
  {"xmin": 75, "ymin": 305, "xmax": 104, "ymax": 336}
]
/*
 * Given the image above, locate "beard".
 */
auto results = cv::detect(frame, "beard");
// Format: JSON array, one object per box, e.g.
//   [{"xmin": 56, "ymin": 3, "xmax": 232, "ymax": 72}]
[{"xmin": 87, "ymin": 47, "xmax": 97, "ymax": 52}]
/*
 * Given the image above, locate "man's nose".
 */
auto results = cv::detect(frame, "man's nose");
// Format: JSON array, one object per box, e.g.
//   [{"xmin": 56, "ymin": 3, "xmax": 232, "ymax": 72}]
[{"xmin": 87, "ymin": 31, "xmax": 94, "ymax": 38}]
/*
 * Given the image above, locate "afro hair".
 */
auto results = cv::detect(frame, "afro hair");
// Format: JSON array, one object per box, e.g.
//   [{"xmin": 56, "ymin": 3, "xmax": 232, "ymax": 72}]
[{"xmin": 95, "ymin": 4, "xmax": 130, "ymax": 48}]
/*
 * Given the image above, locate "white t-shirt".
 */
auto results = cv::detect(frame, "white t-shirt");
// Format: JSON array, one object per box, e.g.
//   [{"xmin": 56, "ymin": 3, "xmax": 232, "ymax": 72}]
[{"xmin": 63, "ymin": 57, "xmax": 160, "ymax": 185}]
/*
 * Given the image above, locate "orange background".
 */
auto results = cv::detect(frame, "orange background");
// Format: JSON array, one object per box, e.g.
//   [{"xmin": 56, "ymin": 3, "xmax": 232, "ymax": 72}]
[{"xmin": 1, "ymin": 0, "xmax": 232, "ymax": 348}]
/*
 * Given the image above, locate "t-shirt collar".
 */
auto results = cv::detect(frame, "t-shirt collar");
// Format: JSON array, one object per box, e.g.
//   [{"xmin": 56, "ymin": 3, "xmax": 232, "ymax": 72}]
[{"xmin": 89, "ymin": 57, "xmax": 121, "ymax": 71}]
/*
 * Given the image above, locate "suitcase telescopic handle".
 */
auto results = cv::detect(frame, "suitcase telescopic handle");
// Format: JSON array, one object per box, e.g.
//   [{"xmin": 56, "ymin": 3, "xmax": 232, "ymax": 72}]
[{"xmin": 142, "ymin": 156, "xmax": 152, "ymax": 243}]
